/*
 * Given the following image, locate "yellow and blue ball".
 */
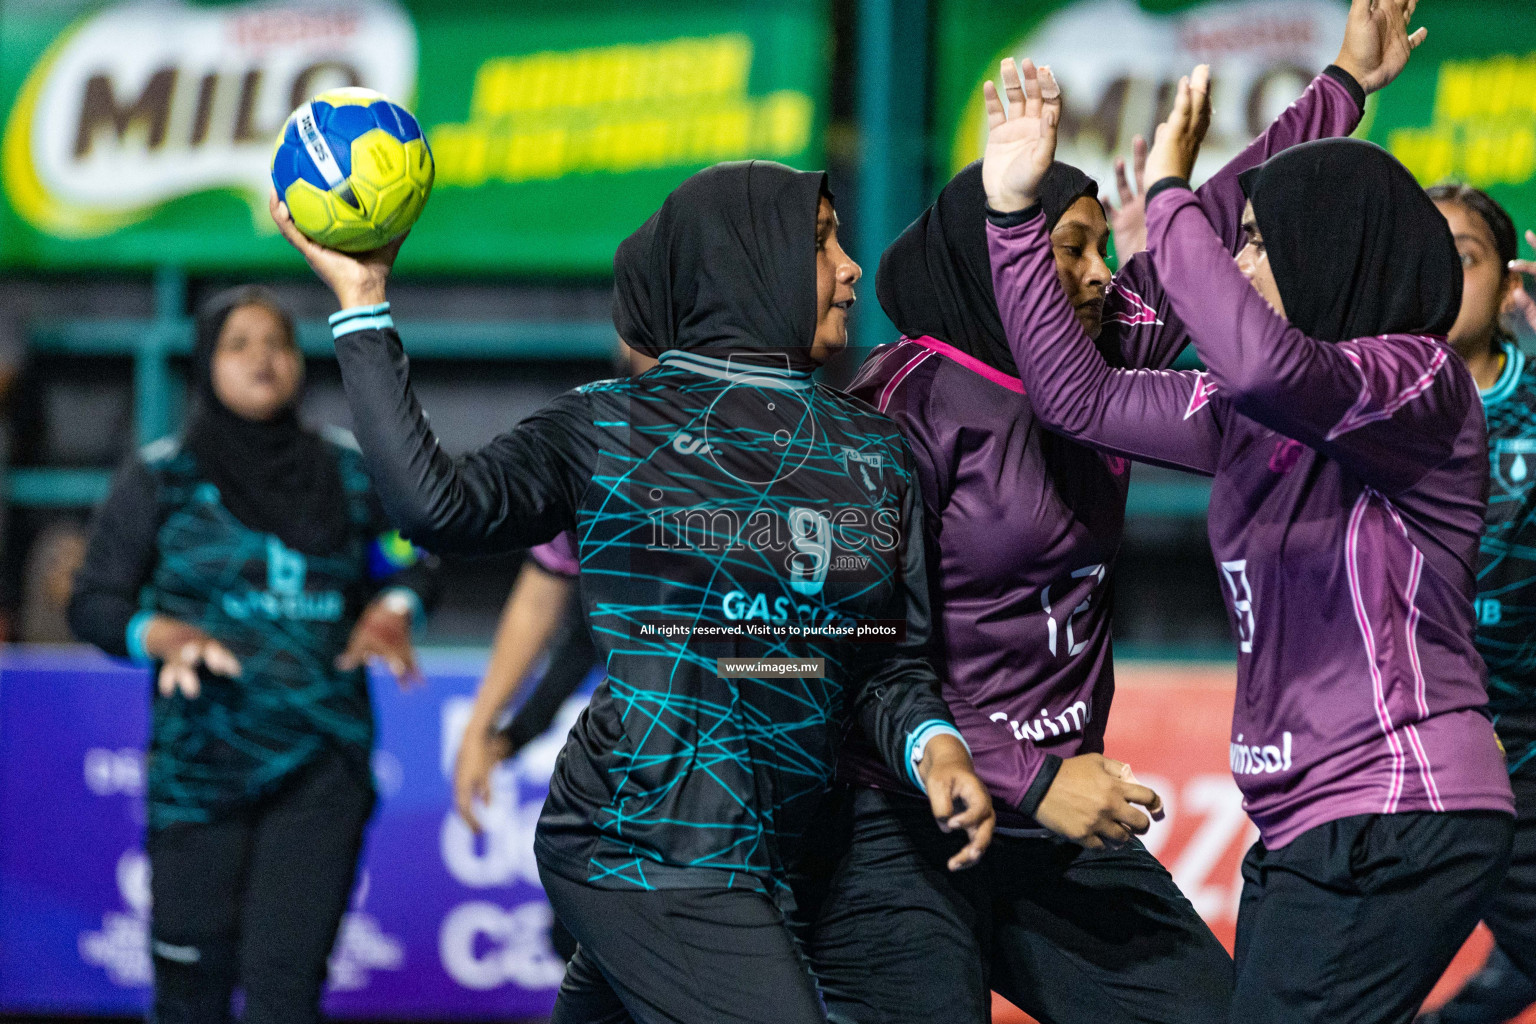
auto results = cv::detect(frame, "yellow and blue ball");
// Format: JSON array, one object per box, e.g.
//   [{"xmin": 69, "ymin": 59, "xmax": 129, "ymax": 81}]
[{"xmin": 271, "ymin": 88, "xmax": 433, "ymax": 253}]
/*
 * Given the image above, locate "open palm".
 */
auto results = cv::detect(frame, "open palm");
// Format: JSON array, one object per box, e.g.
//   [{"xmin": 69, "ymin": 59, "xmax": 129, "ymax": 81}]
[
  {"xmin": 1335, "ymin": 0, "xmax": 1426, "ymax": 94},
  {"xmin": 982, "ymin": 58, "xmax": 1063, "ymax": 214}
]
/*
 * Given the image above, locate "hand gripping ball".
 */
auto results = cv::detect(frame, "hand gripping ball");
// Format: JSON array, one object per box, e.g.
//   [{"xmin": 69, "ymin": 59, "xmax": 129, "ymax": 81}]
[{"xmin": 271, "ymin": 87, "xmax": 434, "ymax": 253}]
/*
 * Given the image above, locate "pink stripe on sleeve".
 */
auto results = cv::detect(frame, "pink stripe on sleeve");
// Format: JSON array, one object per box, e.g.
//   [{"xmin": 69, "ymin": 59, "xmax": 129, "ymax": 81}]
[
  {"xmin": 1327, "ymin": 345, "xmax": 1449, "ymax": 441},
  {"xmin": 908, "ymin": 335, "xmax": 1026, "ymax": 394},
  {"xmin": 1346, "ymin": 491, "xmax": 1407, "ymax": 812},
  {"xmin": 878, "ymin": 349, "xmax": 937, "ymax": 413}
]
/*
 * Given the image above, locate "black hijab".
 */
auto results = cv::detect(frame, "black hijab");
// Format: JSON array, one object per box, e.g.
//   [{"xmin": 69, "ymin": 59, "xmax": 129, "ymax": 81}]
[
  {"xmin": 1238, "ymin": 138, "xmax": 1462, "ymax": 343},
  {"xmin": 877, "ymin": 160, "xmax": 1099, "ymax": 376},
  {"xmin": 613, "ymin": 160, "xmax": 829, "ymax": 372},
  {"xmin": 185, "ymin": 286, "xmax": 350, "ymax": 556}
]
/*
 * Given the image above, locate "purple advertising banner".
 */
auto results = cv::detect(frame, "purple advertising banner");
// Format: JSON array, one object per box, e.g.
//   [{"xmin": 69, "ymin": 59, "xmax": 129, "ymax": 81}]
[{"xmin": 0, "ymin": 645, "xmax": 592, "ymax": 1019}]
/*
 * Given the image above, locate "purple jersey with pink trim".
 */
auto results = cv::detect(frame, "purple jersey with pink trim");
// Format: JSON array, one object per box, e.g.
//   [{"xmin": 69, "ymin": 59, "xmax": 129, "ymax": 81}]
[
  {"xmin": 846, "ymin": 337, "xmax": 1130, "ymax": 826},
  {"xmin": 844, "ymin": 69, "xmax": 1367, "ymax": 827},
  {"xmin": 990, "ymin": 181, "xmax": 1514, "ymax": 846}
]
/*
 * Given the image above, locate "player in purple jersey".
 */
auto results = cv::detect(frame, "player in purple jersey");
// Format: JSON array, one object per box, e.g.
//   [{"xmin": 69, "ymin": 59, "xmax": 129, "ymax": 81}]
[
  {"xmin": 982, "ymin": 24, "xmax": 1515, "ymax": 1020},
  {"xmin": 1415, "ymin": 187, "xmax": 1536, "ymax": 1024},
  {"xmin": 805, "ymin": 5, "xmax": 1426, "ymax": 1023}
]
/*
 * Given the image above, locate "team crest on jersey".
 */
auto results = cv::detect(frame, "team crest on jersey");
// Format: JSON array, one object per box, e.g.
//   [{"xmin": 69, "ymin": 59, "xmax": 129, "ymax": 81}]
[
  {"xmin": 1492, "ymin": 438, "xmax": 1536, "ymax": 496},
  {"xmin": 840, "ymin": 448, "xmax": 884, "ymax": 493}
]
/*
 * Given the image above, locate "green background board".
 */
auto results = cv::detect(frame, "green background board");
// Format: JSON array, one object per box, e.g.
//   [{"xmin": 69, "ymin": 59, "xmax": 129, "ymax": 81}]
[
  {"xmin": 0, "ymin": 0, "xmax": 829, "ymax": 274},
  {"xmin": 934, "ymin": 0, "xmax": 1536, "ymax": 261}
]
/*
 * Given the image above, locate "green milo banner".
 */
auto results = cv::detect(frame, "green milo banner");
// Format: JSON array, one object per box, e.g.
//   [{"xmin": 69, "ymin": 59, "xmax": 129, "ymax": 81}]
[
  {"xmin": 0, "ymin": 0, "xmax": 828, "ymax": 273},
  {"xmin": 936, "ymin": 0, "xmax": 1536, "ymax": 253}
]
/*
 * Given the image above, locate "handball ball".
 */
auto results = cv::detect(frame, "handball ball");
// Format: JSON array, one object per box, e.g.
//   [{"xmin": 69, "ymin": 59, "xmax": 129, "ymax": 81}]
[{"xmin": 271, "ymin": 88, "xmax": 433, "ymax": 253}]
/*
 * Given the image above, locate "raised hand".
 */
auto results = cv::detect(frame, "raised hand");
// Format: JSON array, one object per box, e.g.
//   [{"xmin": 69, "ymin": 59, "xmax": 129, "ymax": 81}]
[
  {"xmin": 1144, "ymin": 65, "xmax": 1212, "ymax": 187},
  {"xmin": 1103, "ymin": 135, "xmax": 1150, "ymax": 259},
  {"xmin": 982, "ymin": 58, "xmax": 1063, "ymax": 214},
  {"xmin": 1333, "ymin": 0, "xmax": 1427, "ymax": 95},
  {"xmin": 1507, "ymin": 229, "xmax": 1536, "ymax": 335},
  {"xmin": 269, "ymin": 192, "xmax": 403, "ymax": 310}
]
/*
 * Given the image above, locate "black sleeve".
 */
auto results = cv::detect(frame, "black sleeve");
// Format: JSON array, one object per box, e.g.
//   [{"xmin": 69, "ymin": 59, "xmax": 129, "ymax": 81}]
[
  {"xmin": 846, "ymin": 464, "xmax": 962, "ymax": 789},
  {"xmin": 1322, "ymin": 64, "xmax": 1368, "ymax": 111},
  {"xmin": 333, "ymin": 325, "xmax": 598, "ymax": 557},
  {"xmin": 380, "ymin": 560, "xmax": 440, "ymax": 612},
  {"xmin": 1016, "ymin": 754, "xmax": 1063, "ymax": 817},
  {"xmin": 68, "ymin": 458, "xmax": 161, "ymax": 658}
]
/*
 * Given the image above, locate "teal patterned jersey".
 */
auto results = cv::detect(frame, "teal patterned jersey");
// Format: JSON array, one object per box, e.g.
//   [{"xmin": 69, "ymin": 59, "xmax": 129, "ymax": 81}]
[
  {"xmin": 1478, "ymin": 341, "xmax": 1536, "ymax": 777},
  {"xmin": 332, "ymin": 315, "xmax": 961, "ymax": 908},
  {"xmin": 71, "ymin": 429, "xmax": 434, "ymax": 829}
]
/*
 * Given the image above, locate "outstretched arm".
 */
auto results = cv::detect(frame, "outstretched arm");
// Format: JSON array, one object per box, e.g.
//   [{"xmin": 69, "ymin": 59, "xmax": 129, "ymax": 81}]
[
  {"xmin": 991, "ymin": 210, "xmax": 1223, "ymax": 473},
  {"xmin": 1143, "ymin": 59, "xmax": 1466, "ymax": 497},
  {"xmin": 1109, "ymin": 0, "xmax": 1423, "ymax": 371},
  {"xmin": 1190, "ymin": 68, "xmax": 1364, "ymax": 258},
  {"xmin": 983, "ymin": 59, "xmax": 1223, "ymax": 474},
  {"xmin": 1201, "ymin": 0, "xmax": 1425, "ymax": 250},
  {"xmin": 1147, "ymin": 185, "xmax": 1470, "ymax": 495},
  {"xmin": 1111, "ymin": 0, "xmax": 1423, "ymax": 369},
  {"xmin": 455, "ymin": 553, "xmax": 577, "ymax": 833},
  {"xmin": 271, "ymin": 196, "xmax": 594, "ymax": 554}
]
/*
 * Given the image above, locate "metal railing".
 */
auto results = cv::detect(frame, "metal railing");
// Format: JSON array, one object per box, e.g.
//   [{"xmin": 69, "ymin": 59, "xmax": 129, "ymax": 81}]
[{"xmin": 15, "ymin": 265, "xmax": 620, "ymax": 509}]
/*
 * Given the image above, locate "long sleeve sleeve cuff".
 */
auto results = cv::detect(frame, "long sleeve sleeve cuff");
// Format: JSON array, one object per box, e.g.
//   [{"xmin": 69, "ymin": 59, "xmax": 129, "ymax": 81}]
[
  {"xmin": 986, "ymin": 202, "xmax": 1044, "ymax": 229},
  {"xmin": 126, "ymin": 610, "xmax": 156, "ymax": 666},
  {"xmin": 1016, "ymin": 753, "xmax": 1063, "ymax": 817},
  {"xmin": 905, "ymin": 720, "xmax": 970, "ymax": 793},
  {"xmin": 378, "ymin": 586, "xmax": 427, "ymax": 633},
  {"xmin": 1322, "ymin": 64, "xmax": 1367, "ymax": 111},
  {"xmin": 1145, "ymin": 176, "xmax": 1192, "ymax": 205},
  {"xmin": 331, "ymin": 303, "xmax": 393, "ymax": 338}
]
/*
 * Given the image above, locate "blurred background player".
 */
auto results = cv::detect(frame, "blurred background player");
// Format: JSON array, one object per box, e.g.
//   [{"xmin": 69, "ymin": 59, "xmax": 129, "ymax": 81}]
[
  {"xmin": 272, "ymin": 160, "xmax": 994, "ymax": 1024},
  {"xmin": 986, "ymin": 42, "xmax": 1515, "ymax": 1024},
  {"xmin": 67, "ymin": 286, "xmax": 438, "ymax": 1024},
  {"xmin": 1414, "ymin": 188, "xmax": 1536, "ymax": 1024}
]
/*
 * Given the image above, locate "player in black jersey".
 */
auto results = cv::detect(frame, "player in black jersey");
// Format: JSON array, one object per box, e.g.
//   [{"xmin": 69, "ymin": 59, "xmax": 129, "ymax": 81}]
[
  {"xmin": 272, "ymin": 161, "xmax": 995, "ymax": 1024},
  {"xmin": 1418, "ymin": 185, "xmax": 1536, "ymax": 1024},
  {"xmin": 70, "ymin": 286, "xmax": 438, "ymax": 1024}
]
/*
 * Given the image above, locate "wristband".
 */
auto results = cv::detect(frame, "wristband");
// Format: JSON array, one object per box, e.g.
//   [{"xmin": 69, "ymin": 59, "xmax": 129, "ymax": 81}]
[
  {"xmin": 906, "ymin": 721, "xmax": 970, "ymax": 793},
  {"xmin": 985, "ymin": 202, "xmax": 1044, "ymax": 229},
  {"xmin": 1017, "ymin": 754, "xmax": 1064, "ymax": 818},
  {"xmin": 330, "ymin": 302, "xmax": 393, "ymax": 339},
  {"xmin": 377, "ymin": 587, "xmax": 425, "ymax": 632}
]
